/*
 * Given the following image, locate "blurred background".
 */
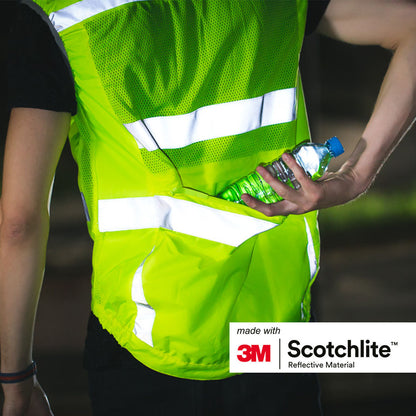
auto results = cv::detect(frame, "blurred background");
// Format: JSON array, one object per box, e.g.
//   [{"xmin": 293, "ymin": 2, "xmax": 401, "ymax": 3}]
[{"xmin": 1, "ymin": 2, "xmax": 416, "ymax": 415}]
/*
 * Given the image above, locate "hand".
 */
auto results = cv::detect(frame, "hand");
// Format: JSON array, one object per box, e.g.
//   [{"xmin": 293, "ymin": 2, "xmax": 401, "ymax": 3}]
[
  {"xmin": 2, "ymin": 377, "xmax": 54, "ymax": 416},
  {"xmin": 241, "ymin": 153, "xmax": 361, "ymax": 216}
]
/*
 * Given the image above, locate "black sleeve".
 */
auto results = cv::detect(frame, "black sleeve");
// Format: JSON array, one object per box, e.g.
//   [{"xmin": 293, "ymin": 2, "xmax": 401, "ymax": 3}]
[
  {"xmin": 305, "ymin": 0, "xmax": 331, "ymax": 36},
  {"xmin": 7, "ymin": 3, "xmax": 77, "ymax": 115}
]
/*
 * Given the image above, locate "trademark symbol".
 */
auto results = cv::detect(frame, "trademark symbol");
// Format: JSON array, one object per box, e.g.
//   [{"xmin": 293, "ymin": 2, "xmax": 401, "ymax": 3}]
[{"xmin": 391, "ymin": 341, "xmax": 399, "ymax": 346}]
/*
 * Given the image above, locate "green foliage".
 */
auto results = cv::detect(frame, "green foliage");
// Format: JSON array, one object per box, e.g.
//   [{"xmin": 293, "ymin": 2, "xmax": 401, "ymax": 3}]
[{"xmin": 319, "ymin": 184, "xmax": 416, "ymax": 234}]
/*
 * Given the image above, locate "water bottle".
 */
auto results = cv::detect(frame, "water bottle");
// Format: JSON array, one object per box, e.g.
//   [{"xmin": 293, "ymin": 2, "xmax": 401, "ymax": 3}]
[{"xmin": 217, "ymin": 136, "xmax": 344, "ymax": 204}]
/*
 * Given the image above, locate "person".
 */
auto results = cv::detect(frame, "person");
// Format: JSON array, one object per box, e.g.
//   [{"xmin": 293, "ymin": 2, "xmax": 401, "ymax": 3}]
[
  {"xmin": 0, "ymin": 2, "xmax": 76, "ymax": 414},
  {"xmin": 0, "ymin": 1, "xmax": 415, "ymax": 415}
]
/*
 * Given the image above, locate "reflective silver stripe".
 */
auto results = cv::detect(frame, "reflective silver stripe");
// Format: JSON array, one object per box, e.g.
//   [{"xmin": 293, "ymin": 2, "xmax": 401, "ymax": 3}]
[
  {"xmin": 132, "ymin": 248, "xmax": 155, "ymax": 347},
  {"xmin": 125, "ymin": 88, "xmax": 297, "ymax": 151},
  {"xmin": 301, "ymin": 218, "xmax": 318, "ymax": 321},
  {"xmin": 98, "ymin": 196, "xmax": 278, "ymax": 247},
  {"xmin": 304, "ymin": 218, "xmax": 317, "ymax": 280},
  {"xmin": 50, "ymin": 0, "xmax": 145, "ymax": 32}
]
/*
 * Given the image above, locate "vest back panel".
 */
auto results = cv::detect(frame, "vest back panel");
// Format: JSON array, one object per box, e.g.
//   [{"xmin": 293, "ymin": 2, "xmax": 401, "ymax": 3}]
[{"xmin": 32, "ymin": 0, "xmax": 319, "ymax": 380}]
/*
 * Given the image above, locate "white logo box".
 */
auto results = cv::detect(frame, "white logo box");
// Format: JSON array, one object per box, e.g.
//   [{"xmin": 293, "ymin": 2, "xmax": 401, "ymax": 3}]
[{"xmin": 229, "ymin": 322, "xmax": 416, "ymax": 373}]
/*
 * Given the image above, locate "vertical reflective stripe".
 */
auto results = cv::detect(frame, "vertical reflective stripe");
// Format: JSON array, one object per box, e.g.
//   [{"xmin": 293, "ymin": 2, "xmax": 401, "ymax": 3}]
[
  {"xmin": 131, "ymin": 248, "xmax": 155, "ymax": 347},
  {"xmin": 80, "ymin": 192, "xmax": 91, "ymax": 222},
  {"xmin": 49, "ymin": 0, "xmax": 146, "ymax": 32},
  {"xmin": 98, "ymin": 197, "xmax": 279, "ymax": 247},
  {"xmin": 304, "ymin": 217, "xmax": 317, "ymax": 280},
  {"xmin": 124, "ymin": 88, "xmax": 297, "ymax": 151},
  {"xmin": 300, "ymin": 302, "xmax": 305, "ymax": 321}
]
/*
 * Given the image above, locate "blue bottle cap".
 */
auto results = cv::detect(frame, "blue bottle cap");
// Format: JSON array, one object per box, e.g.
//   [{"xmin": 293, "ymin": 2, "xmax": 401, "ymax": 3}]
[{"xmin": 326, "ymin": 136, "xmax": 344, "ymax": 158}]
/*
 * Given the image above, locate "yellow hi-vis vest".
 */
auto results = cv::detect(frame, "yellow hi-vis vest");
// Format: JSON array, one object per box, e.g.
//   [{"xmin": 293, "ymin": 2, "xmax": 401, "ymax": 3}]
[{"xmin": 33, "ymin": 0, "xmax": 319, "ymax": 380}]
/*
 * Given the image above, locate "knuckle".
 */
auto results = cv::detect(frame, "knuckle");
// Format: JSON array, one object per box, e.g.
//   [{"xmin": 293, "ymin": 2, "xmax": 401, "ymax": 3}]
[
  {"xmin": 301, "ymin": 196, "xmax": 319, "ymax": 213},
  {"xmin": 309, "ymin": 193, "xmax": 321, "ymax": 206}
]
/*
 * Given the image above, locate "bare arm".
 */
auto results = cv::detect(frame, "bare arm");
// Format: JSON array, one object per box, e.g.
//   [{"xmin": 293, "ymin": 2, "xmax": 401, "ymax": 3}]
[
  {"xmin": 243, "ymin": 0, "xmax": 416, "ymax": 216},
  {"xmin": 0, "ymin": 108, "xmax": 70, "ymax": 416}
]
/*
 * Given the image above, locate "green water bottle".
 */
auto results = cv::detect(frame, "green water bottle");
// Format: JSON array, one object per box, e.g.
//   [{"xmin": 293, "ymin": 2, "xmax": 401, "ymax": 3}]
[{"xmin": 217, "ymin": 136, "xmax": 344, "ymax": 204}]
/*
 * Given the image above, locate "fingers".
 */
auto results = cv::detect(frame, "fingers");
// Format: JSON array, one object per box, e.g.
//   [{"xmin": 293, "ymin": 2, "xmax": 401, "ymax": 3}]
[
  {"xmin": 255, "ymin": 165, "xmax": 296, "ymax": 202},
  {"xmin": 242, "ymin": 193, "xmax": 298, "ymax": 216},
  {"xmin": 241, "ymin": 155, "xmax": 324, "ymax": 216},
  {"xmin": 257, "ymin": 156, "xmax": 311, "ymax": 204},
  {"xmin": 280, "ymin": 153, "xmax": 310, "ymax": 186},
  {"xmin": 241, "ymin": 193, "xmax": 273, "ymax": 216}
]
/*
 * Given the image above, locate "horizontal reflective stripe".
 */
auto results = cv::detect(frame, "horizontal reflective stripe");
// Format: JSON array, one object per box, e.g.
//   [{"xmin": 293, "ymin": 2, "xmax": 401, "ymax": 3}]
[
  {"xmin": 50, "ymin": 0, "xmax": 144, "ymax": 32},
  {"xmin": 98, "ymin": 196, "xmax": 278, "ymax": 247},
  {"xmin": 124, "ymin": 88, "xmax": 297, "ymax": 151}
]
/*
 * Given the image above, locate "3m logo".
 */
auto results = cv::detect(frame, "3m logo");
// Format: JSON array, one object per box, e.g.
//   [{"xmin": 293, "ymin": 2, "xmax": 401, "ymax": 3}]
[{"xmin": 237, "ymin": 344, "xmax": 271, "ymax": 362}]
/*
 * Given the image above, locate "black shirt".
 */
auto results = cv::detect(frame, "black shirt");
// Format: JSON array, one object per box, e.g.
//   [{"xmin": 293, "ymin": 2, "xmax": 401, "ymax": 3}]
[
  {"xmin": 7, "ymin": 2, "xmax": 77, "ymax": 115},
  {"xmin": 7, "ymin": 0, "xmax": 330, "ymax": 115}
]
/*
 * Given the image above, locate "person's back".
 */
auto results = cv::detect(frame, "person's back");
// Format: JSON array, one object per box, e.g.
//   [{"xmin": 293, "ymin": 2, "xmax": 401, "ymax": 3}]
[{"xmin": 35, "ymin": 0, "xmax": 318, "ymax": 380}]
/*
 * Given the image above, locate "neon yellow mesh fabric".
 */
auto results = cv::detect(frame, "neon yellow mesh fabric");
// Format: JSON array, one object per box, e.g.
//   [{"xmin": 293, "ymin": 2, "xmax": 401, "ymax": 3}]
[{"xmin": 82, "ymin": 1, "xmax": 305, "ymax": 193}]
